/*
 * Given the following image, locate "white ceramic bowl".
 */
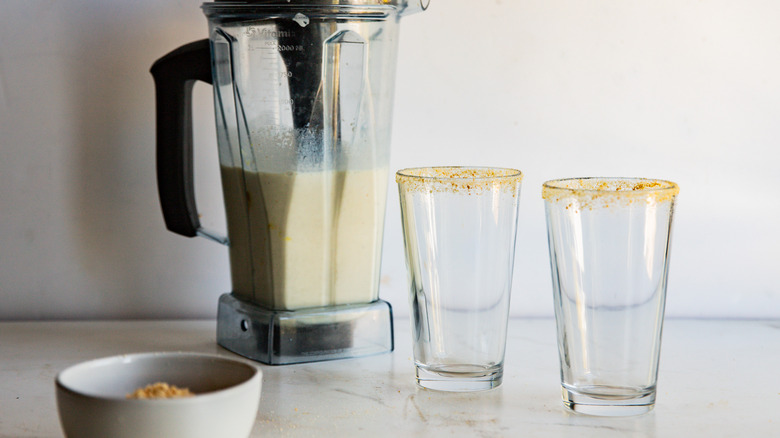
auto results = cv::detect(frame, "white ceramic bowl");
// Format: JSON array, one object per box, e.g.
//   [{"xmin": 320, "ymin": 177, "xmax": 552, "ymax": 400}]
[{"xmin": 55, "ymin": 352, "xmax": 262, "ymax": 438}]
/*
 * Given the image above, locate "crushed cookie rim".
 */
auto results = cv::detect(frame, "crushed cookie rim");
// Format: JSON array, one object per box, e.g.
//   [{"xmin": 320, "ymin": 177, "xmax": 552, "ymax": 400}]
[
  {"xmin": 395, "ymin": 166, "xmax": 523, "ymax": 183},
  {"xmin": 542, "ymin": 176, "xmax": 679, "ymax": 203}
]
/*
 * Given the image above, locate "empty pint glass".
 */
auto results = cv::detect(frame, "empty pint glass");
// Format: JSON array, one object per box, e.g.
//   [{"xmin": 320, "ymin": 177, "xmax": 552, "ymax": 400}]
[
  {"xmin": 543, "ymin": 177, "xmax": 679, "ymax": 416},
  {"xmin": 397, "ymin": 167, "xmax": 522, "ymax": 391}
]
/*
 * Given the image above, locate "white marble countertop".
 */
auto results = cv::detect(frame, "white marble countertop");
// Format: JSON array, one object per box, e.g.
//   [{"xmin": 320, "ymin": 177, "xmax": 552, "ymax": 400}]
[{"xmin": 1, "ymin": 318, "xmax": 777, "ymax": 437}]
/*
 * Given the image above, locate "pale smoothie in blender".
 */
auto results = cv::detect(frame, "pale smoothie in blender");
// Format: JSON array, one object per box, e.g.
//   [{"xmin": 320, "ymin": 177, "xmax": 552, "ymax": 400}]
[{"xmin": 220, "ymin": 166, "xmax": 388, "ymax": 310}]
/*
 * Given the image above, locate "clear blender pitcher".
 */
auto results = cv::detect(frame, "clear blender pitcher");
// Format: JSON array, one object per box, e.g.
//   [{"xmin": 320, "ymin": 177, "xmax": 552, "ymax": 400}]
[{"xmin": 151, "ymin": 0, "xmax": 429, "ymax": 364}]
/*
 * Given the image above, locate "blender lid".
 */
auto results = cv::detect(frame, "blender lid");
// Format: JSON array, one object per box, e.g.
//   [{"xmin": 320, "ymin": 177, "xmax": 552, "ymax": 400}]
[
  {"xmin": 203, "ymin": 0, "xmax": 430, "ymax": 17},
  {"xmin": 209, "ymin": 0, "xmax": 429, "ymax": 7}
]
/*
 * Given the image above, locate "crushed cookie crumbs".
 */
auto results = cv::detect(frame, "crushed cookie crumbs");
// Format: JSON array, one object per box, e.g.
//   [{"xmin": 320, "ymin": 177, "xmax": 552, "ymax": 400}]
[
  {"xmin": 542, "ymin": 177, "xmax": 679, "ymax": 209},
  {"xmin": 126, "ymin": 382, "xmax": 194, "ymax": 399},
  {"xmin": 396, "ymin": 166, "xmax": 523, "ymax": 195}
]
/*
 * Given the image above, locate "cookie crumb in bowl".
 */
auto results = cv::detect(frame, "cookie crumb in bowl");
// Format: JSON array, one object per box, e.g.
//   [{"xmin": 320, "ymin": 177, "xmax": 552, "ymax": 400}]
[{"xmin": 127, "ymin": 382, "xmax": 194, "ymax": 399}]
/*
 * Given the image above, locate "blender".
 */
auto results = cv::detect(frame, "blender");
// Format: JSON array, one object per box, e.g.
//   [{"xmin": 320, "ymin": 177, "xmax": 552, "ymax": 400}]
[{"xmin": 151, "ymin": 0, "xmax": 429, "ymax": 364}]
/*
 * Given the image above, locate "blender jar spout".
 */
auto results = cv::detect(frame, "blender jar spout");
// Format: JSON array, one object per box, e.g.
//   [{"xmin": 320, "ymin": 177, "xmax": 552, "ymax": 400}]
[{"xmin": 399, "ymin": 0, "xmax": 431, "ymax": 16}]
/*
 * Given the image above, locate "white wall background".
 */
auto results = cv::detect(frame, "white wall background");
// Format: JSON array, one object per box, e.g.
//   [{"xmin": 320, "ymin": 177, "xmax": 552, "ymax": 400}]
[{"xmin": 1, "ymin": 0, "xmax": 779, "ymax": 320}]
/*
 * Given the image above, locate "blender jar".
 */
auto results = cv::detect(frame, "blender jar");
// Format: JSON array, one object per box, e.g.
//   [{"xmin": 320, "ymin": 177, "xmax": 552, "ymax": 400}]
[{"xmin": 151, "ymin": 0, "xmax": 429, "ymax": 364}]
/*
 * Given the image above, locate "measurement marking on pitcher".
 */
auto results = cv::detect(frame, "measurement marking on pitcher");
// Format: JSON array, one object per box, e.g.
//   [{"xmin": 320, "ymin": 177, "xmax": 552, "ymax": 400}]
[
  {"xmin": 249, "ymin": 42, "xmax": 305, "ymax": 53},
  {"xmin": 260, "ymin": 71, "xmax": 290, "ymax": 81}
]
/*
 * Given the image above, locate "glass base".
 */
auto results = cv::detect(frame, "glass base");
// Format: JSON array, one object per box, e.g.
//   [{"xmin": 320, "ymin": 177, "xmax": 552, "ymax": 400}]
[
  {"xmin": 416, "ymin": 364, "xmax": 503, "ymax": 392},
  {"xmin": 562, "ymin": 385, "xmax": 656, "ymax": 416},
  {"xmin": 217, "ymin": 293, "xmax": 393, "ymax": 365}
]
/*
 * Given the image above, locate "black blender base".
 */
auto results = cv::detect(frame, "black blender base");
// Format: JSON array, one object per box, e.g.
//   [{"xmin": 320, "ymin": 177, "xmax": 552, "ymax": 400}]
[{"xmin": 216, "ymin": 293, "xmax": 394, "ymax": 365}]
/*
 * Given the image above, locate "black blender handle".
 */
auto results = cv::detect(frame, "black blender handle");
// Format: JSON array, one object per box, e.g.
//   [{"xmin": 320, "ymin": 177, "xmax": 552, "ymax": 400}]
[{"xmin": 150, "ymin": 39, "xmax": 213, "ymax": 237}]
